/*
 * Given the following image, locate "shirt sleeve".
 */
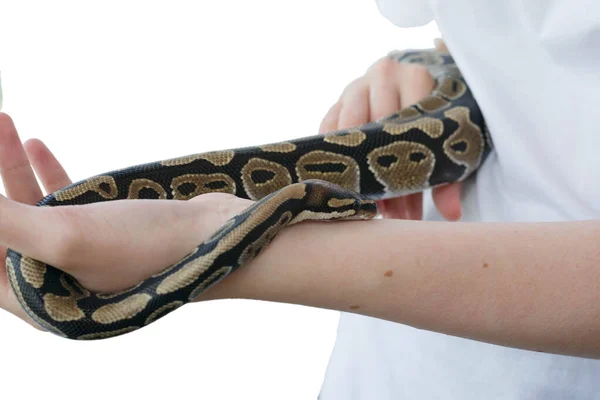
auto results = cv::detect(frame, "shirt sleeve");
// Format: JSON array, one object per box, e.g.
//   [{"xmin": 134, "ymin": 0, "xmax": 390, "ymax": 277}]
[{"xmin": 374, "ymin": 0, "xmax": 434, "ymax": 27}]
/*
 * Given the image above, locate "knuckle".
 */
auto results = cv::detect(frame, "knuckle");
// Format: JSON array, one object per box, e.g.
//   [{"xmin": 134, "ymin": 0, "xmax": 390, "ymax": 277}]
[
  {"xmin": 322, "ymin": 102, "xmax": 340, "ymax": 120},
  {"xmin": 368, "ymin": 57, "xmax": 396, "ymax": 78},
  {"xmin": 402, "ymin": 64, "xmax": 433, "ymax": 83},
  {"xmin": 340, "ymin": 77, "xmax": 365, "ymax": 98}
]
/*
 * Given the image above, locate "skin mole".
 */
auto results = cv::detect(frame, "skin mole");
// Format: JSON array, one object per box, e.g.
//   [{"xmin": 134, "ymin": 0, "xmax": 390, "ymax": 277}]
[
  {"xmin": 349, "ymin": 305, "xmax": 361, "ymax": 310},
  {"xmin": 483, "ymin": 263, "xmax": 489, "ymax": 268},
  {"xmin": 384, "ymin": 270, "xmax": 393, "ymax": 277}
]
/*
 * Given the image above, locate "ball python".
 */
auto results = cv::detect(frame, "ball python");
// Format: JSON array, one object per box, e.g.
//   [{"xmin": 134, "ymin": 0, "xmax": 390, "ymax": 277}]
[{"xmin": 5, "ymin": 48, "xmax": 492, "ymax": 340}]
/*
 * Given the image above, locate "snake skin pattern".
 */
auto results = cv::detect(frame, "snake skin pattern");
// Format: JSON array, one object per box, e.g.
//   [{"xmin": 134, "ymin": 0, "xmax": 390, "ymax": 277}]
[{"xmin": 5, "ymin": 48, "xmax": 492, "ymax": 340}]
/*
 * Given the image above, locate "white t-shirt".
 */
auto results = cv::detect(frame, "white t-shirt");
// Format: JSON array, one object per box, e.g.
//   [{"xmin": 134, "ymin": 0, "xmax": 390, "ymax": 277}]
[{"xmin": 319, "ymin": 1, "xmax": 600, "ymax": 398}]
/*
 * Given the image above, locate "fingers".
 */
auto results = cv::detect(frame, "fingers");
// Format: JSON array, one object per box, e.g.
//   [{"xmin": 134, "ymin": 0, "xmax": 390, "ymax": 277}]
[
  {"xmin": 337, "ymin": 79, "xmax": 370, "ymax": 130},
  {"xmin": 405, "ymin": 192, "xmax": 423, "ymax": 220},
  {"xmin": 320, "ymin": 59, "xmax": 405, "ymax": 134},
  {"xmin": 379, "ymin": 197, "xmax": 407, "ymax": 220},
  {"xmin": 319, "ymin": 78, "xmax": 373, "ymax": 134},
  {"xmin": 369, "ymin": 77, "xmax": 400, "ymax": 121},
  {"xmin": 367, "ymin": 59, "xmax": 401, "ymax": 121},
  {"xmin": 319, "ymin": 102, "xmax": 342, "ymax": 134},
  {"xmin": 0, "ymin": 113, "xmax": 44, "ymax": 204},
  {"xmin": 24, "ymin": 139, "xmax": 72, "ymax": 194},
  {"xmin": 378, "ymin": 193, "xmax": 423, "ymax": 220},
  {"xmin": 319, "ymin": 50, "xmax": 461, "ymax": 222},
  {"xmin": 396, "ymin": 65, "xmax": 435, "ymax": 108},
  {"xmin": 432, "ymin": 183, "xmax": 462, "ymax": 221}
]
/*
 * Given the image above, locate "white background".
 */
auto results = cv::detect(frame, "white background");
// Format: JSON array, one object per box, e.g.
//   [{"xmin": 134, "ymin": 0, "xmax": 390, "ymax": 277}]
[{"xmin": 0, "ymin": 1, "xmax": 438, "ymax": 399}]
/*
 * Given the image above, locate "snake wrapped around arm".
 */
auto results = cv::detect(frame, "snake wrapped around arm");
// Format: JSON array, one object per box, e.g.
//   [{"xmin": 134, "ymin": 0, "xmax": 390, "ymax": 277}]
[{"xmin": 5, "ymin": 48, "xmax": 492, "ymax": 340}]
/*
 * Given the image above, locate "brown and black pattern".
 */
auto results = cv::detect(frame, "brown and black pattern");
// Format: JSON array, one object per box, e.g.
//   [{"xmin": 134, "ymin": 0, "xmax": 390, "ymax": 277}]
[{"xmin": 5, "ymin": 48, "xmax": 492, "ymax": 340}]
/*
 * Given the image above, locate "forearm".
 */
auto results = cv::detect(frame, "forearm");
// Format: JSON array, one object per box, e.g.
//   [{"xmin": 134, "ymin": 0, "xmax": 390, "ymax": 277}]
[{"xmin": 198, "ymin": 218, "xmax": 600, "ymax": 358}]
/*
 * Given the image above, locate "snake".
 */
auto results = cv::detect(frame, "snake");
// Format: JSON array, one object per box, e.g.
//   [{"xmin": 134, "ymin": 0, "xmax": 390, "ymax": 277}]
[{"xmin": 5, "ymin": 48, "xmax": 491, "ymax": 340}]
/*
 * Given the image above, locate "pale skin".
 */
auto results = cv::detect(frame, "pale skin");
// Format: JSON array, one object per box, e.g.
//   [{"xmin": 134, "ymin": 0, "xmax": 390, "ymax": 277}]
[{"xmin": 1, "ymin": 42, "xmax": 600, "ymax": 359}]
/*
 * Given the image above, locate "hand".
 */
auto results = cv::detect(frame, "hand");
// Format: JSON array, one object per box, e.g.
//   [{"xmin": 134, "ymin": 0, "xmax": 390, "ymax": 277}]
[
  {"xmin": 0, "ymin": 112, "xmax": 251, "ymax": 328},
  {"xmin": 0, "ymin": 112, "xmax": 73, "ymax": 326},
  {"xmin": 318, "ymin": 39, "xmax": 462, "ymax": 221}
]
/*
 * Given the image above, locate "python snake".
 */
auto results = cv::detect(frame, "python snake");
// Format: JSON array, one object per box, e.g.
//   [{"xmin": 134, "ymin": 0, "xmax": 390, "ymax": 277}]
[{"xmin": 6, "ymin": 49, "xmax": 491, "ymax": 340}]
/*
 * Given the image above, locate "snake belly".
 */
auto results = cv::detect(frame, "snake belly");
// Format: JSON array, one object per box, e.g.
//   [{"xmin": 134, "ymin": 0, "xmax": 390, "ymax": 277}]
[{"xmin": 5, "ymin": 49, "xmax": 492, "ymax": 340}]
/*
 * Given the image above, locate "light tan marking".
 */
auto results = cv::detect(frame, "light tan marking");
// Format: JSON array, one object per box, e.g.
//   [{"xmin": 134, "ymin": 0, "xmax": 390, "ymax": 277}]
[
  {"xmin": 296, "ymin": 151, "xmax": 360, "ymax": 192},
  {"xmin": 443, "ymin": 107, "xmax": 485, "ymax": 178},
  {"xmin": 78, "ymin": 326, "xmax": 140, "ymax": 340},
  {"xmin": 189, "ymin": 266, "xmax": 233, "ymax": 300},
  {"xmin": 327, "ymin": 198, "xmax": 355, "ymax": 208},
  {"xmin": 161, "ymin": 154, "xmax": 203, "ymax": 167},
  {"xmin": 144, "ymin": 301, "xmax": 184, "ymax": 325},
  {"xmin": 367, "ymin": 141, "xmax": 436, "ymax": 194},
  {"xmin": 6, "ymin": 259, "xmax": 65, "ymax": 336},
  {"xmin": 237, "ymin": 212, "xmax": 292, "ymax": 265},
  {"xmin": 416, "ymin": 95, "xmax": 450, "ymax": 113},
  {"xmin": 383, "ymin": 117, "xmax": 444, "ymax": 138},
  {"xmin": 290, "ymin": 210, "xmax": 356, "ymax": 225},
  {"xmin": 384, "ymin": 270, "xmax": 393, "ymax": 277},
  {"xmin": 241, "ymin": 158, "xmax": 292, "ymax": 201},
  {"xmin": 171, "ymin": 173, "xmax": 236, "ymax": 200},
  {"xmin": 379, "ymin": 107, "xmax": 422, "ymax": 124},
  {"xmin": 55, "ymin": 176, "xmax": 118, "ymax": 202},
  {"xmin": 324, "ymin": 129, "xmax": 367, "ymax": 147},
  {"xmin": 260, "ymin": 142, "xmax": 297, "ymax": 153},
  {"xmin": 91, "ymin": 293, "xmax": 152, "ymax": 324},
  {"xmin": 43, "ymin": 275, "xmax": 90, "ymax": 322},
  {"xmin": 199, "ymin": 150, "xmax": 235, "ymax": 166},
  {"xmin": 44, "ymin": 293, "xmax": 85, "ymax": 322},
  {"xmin": 436, "ymin": 78, "xmax": 467, "ymax": 100},
  {"xmin": 161, "ymin": 150, "xmax": 235, "ymax": 167},
  {"xmin": 156, "ymin": 184, "xmax": 307, "ymax": 295},
  {"xmin": 20, "ymin": 257, "xmax": 47, "ymax": 289},
  {"xmin": 128, "ymin": 179, "xmax": 167, "ymax": 199},
  {"xmin": 397, "ymin": 107, "xmax": 421, "ymax": 119}
]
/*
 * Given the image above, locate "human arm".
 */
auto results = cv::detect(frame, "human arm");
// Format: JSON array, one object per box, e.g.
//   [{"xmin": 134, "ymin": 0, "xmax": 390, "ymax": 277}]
[
  {"xmin": 320, "ymin": 39, "xmax": 463, "ymax": 221},
  {"xmin": 2, "ymin": 112, "xmax": 599, "ymax": 359},
  {"xmin": 196, "ymin": 40, "xmax": 600, "ymax": 358},
  {"xmin": 197, "ymin": 215, "xmax": 600, "ymax": 359},
  {"xmin": 0, "ymin": 113, "xmax": 74, "ymax": 326}
]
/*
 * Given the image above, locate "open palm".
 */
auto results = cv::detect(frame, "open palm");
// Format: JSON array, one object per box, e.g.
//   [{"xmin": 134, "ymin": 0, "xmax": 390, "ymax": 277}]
[{"xmin": 0, "ymin": 112, "xmax": 254, "ymax": 329}]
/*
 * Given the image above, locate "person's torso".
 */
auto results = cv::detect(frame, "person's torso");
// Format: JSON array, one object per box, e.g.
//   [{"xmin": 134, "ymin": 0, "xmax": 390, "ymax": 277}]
[{"xmin": 320, "ymin": 1, "xmax": 600, "ymax": 398}]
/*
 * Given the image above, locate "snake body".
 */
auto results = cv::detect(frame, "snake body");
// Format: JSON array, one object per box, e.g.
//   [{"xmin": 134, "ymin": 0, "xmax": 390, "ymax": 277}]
[{"xmin": 6, "ymin": 49, "xmax": 491, "ymax": 340}]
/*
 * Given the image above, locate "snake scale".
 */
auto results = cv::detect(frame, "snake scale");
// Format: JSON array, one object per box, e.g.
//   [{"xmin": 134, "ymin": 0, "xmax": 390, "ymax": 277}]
[{"xmin": 6, "ymin": 49, "xmax": 491, "ymax": 340}]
